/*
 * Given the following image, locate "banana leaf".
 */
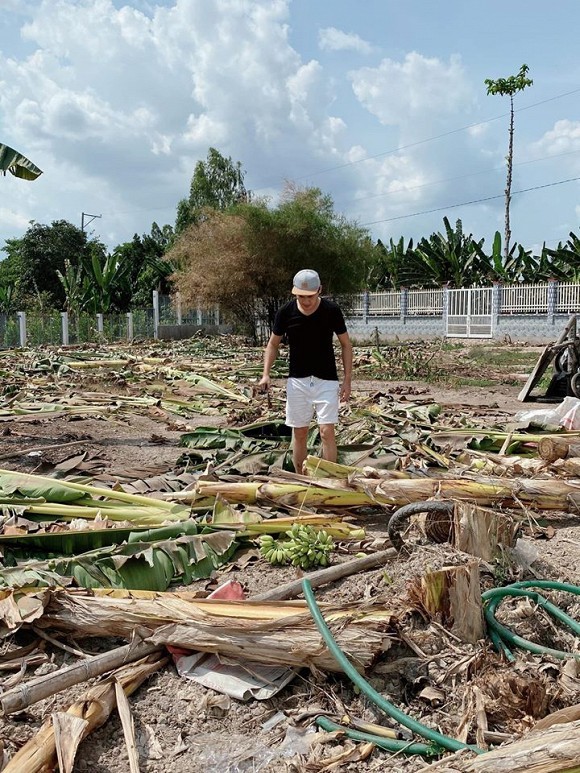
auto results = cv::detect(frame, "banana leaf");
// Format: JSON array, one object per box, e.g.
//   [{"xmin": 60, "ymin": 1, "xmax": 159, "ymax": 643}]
[
  {"xmin": 0, "ymin": 525, "xmax": 154, "ymax": 555},
  {"xmin": 0, "ymin": 473, "xmax": 90, "ymax": 503},
  {"xmin": 0, "ymin": 526, "xmax": 238, "ymax": 591},
  {"xmin": 0, "ymin": 142, "xmax": 42, "ymax": 180}
]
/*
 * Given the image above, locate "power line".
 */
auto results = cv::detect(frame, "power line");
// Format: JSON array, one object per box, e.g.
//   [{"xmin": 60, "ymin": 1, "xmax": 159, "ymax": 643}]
[
  {"xmin": 360, "ymin": 175, "xmax": 580, "ymax": 226},
  {"xmin": 337, "ymin": 147, "xmax": 580, "ymax": 210},
  {"xmin": 252, "ymin": 86, "xmax": 580, "ymax": 190}
]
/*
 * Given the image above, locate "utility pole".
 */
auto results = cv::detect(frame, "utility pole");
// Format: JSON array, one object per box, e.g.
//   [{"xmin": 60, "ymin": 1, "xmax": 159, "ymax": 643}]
[{"xmin": 81, "ymin": 212, "xmax": 102, "ymax": 233}]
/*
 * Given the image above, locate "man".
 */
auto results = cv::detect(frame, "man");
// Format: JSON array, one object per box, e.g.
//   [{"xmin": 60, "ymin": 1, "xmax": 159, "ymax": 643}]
[{"xmin": 259, "ymin": 269, "xmax": 352, "ymax": 473}]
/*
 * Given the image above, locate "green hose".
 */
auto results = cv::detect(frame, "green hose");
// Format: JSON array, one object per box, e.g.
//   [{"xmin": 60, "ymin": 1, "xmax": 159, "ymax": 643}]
[
  {"xmin": 315, "ymin": 716, "xmax": 437, "ymax": 757},
  {"xmin": 482, "ymin": 580, "xmax": 580, "ymax": 660},
  {"xmin": 302, "ymin": 578, "xmax": 485, "ymax": 756}
]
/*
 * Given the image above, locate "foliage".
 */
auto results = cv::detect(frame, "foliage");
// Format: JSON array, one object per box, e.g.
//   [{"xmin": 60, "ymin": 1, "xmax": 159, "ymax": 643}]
[
  {"xmin": 175, "ymin": 147, "xmax": 249, "ymax": 235},
  {"xmin": 0, "ymin": 142, "xmax": 42, "ymax": 180},
  {"xmin": 169, "ymin": 184, "xmax": 375, "ymax": 338},
  {"xmin": 412, "ymin": 217, "xmax": 484, "ymax": 287},
  {"xmin": 111, "ymin": 222, "xmax": 176, "ymax": 309},
  {"xmin": 1, "ymin": 220, "xmax": 106, "ymax": 310}
]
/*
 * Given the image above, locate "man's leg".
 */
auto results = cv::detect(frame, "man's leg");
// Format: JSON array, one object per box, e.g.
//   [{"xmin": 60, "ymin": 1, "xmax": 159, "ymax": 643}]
[
  {"xmin": 292, "ymin": 426, "xmax": 309, "ymax": 473},
  {"xmin": 319, "ymin": 423, "xmax": 337, "ymax": 463}
]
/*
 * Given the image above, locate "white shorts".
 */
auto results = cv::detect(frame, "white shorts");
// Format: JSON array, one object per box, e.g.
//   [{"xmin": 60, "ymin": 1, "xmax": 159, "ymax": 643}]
[{"xmin": 286, "ymin": 376, "xmax": 340, "ymax": 427}]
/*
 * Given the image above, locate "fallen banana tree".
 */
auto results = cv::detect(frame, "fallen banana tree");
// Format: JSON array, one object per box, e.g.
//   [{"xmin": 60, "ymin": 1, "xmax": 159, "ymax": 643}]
[
  {"xmin": 0, "ymin": 468, "xmax": 191, "ymax": 525},
  {"xmin": 196, "ymin": 467, "xmax": 580, "ymax": 512},
  {"xmin": 2, "ymin": 586, "xmax": 394, "ymax": 674}
]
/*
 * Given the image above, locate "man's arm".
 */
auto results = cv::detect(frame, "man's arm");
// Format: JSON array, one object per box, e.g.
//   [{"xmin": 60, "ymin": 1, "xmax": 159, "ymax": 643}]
[
  {"xmin": 337, "ymin": 331, "xmax": 352, "ymax": 402},
  {"xmin": 258, "ymin": 333, "xmax": 283, "ymax": 390}
]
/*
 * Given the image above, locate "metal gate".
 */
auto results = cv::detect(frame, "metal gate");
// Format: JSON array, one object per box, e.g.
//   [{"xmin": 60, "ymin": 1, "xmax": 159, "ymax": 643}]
[{"xmin": 446, "ymin": 288, "xmax": 493, "ymax": 338}]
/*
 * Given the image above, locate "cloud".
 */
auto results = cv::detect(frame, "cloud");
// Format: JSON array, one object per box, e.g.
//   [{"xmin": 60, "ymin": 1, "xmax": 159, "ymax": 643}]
[
  {"xmin": 318, "ymin": 26, "xmax": 373, "ymax": 55},
  {"xmin": 0, "ymin": 0, "xmax": 349, "ymax": 247},
  {"xmin": 528, "ymin": 119, "xmax": 580, "ymax": 158},
  {"xmin": 350, "ymin": 52, "xmax": 473, "ymax": 128}
]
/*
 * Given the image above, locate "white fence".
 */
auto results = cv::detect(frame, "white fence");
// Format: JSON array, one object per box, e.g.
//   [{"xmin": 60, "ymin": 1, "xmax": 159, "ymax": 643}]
[
  {"xmin": 349, "ymin": 281, "xmax": 580, "ymax": 318},
  {"xmin": 3, "ymin": 281, "xmax": 580, "ymax": 348}
]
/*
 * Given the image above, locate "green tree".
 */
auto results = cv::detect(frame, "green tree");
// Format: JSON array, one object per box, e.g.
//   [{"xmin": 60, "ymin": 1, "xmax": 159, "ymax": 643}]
[
  {"xmin": 1, "ymin": 220, "xmax": 106, "ymax": 309},
  {"xmin": 175, "ymin": 147, "xmax": 248, "ymax": 235},
  {"xmin": 485, "ymin": 64, "xmax": 533, "ymax": 259},
  {"xmin": 168, "ymin": 185, "xmax": 374, "ymax": 338},
  {"xmin": 112, "ymin": 222, "xmax": 175, "ymax": 308}
]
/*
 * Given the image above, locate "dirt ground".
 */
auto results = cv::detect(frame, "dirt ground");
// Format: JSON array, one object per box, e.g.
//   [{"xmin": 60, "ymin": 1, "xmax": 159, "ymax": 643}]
[{"xmin": 2, "ymin": 345, "xmax": 580, "ymax": 772}]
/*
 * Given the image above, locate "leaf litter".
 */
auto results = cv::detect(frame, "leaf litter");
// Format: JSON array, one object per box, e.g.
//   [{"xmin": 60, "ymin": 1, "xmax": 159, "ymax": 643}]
[{"xmin": 0, "ymin": 337, "xmax": 580, "ymax": 771}]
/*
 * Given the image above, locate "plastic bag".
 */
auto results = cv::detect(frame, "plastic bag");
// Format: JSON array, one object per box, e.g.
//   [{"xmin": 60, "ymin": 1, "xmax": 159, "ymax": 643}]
[{"xmin": 514, "ymin": 396, "xmax": 580, "ymax": 430}]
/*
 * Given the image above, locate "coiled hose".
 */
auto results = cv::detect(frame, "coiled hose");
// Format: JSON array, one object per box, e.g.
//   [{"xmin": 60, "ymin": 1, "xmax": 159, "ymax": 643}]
[{"xmin": 482, "ymin": 580, "xmax": 580, "ymax": 661}]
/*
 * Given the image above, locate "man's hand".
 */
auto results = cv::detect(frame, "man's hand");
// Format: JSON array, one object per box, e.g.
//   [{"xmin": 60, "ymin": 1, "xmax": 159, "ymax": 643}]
[
  {"xmin": 340, "ymin": 381, "xmax": 351, "ymax": 403},
  {"xmin": 258, "ymin": 375, "xmax": 271, "ymax": 392}
]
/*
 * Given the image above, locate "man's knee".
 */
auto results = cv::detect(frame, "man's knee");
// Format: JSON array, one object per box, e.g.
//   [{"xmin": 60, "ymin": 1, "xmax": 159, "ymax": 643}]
[
  {"xmin": 319, "ymin": 423, "xmax": 336, "ymax": 442},
  {"xmin": 293, "ymin": 426, "xmax": 309, "ymax": 442}
]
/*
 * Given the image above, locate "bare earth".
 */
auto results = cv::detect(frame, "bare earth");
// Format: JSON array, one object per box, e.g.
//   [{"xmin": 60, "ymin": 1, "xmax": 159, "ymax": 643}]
[{"xmin": 2, "ymin": 368, "xmax": 580, "ymax": 773}]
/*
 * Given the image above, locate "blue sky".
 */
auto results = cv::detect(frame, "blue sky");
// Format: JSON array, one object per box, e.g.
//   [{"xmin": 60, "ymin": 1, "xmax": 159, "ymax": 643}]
[{"xmin": 1, "ymin": 0, "xmax": 580, "ymax": 257}]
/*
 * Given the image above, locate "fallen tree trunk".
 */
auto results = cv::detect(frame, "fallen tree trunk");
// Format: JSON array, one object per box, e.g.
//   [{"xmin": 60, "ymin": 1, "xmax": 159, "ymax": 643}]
[
  {"xmin": 419, "ymin": 717, "xmax": 580, "ymax": 772},
  {"xmin": 538, "ymin": 437, "xmax": 580, "ymax": 462},
  {"xmin": 3, "ymin": 653, "xmax": 166, "ymax": 773},
  {"xmin": 0, "ymin": 640, "xmax": 161, "ymax": 716},
  {"xmin": 196, "ymin": 475, "xmax": 580, "ymax": 512},
  {"xmin": 30, "ymin": 588, "xmax": 394, "ymax": 673}
]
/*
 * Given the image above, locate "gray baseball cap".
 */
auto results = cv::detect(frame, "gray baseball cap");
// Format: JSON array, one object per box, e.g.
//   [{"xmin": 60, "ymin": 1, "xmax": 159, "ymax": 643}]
[{"xmin": 292, "ymin": 269, "xmax": 321, "ymax": 296}]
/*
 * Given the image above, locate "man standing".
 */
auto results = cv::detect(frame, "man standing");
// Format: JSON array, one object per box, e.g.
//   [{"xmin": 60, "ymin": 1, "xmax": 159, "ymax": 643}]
[{"xmin": 259, "ymin": 269, "xmax": 352, "ymax": 473}]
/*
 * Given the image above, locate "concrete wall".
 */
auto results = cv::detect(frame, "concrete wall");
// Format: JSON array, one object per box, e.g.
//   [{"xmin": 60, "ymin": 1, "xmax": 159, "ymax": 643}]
[
  {"xmin": 157, "ymin": 323, "xmax": 231, "ymax": 340},
  {"xmin": 346, "ymin": 313, "xmax": 573, "ymax": 344}
]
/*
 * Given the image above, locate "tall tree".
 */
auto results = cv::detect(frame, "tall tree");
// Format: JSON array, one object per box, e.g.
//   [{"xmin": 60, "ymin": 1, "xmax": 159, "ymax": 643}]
[
  {"xmin": 175, "ymin": 147, "xmax": 248, "ymax": 234},
  {"xmin": 484, "ymin": 64, "xmax": 533, "ymax": 260},
  {"xmin": 168, "ymin": 185, "xmax": 374, "ymax": 338},
  {"xmin": 1, "ymin": 220, "xmax": 105, "ymax": 310}
]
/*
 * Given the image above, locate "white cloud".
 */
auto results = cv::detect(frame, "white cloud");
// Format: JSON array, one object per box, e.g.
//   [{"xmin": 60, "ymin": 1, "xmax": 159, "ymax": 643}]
[
  {"xmin": 0, "ymin": 0, "xmax": 349, "ymax": 246},
  {"xmin": 529, "ymin": 119, "xmax": 580, "ymax": 157},
  {"xmin": 350, "ymin": 52, "xmax": 473, "ymax": 128},
  {"xmin": 318, "ymin": 26, "xmax": 373, "ymax": 55}
]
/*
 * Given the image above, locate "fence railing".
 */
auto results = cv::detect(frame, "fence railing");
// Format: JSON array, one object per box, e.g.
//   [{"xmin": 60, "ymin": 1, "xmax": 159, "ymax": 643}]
[{"xmin": 3, "ymin": 281, "xmax": 580, "ymax": 349}]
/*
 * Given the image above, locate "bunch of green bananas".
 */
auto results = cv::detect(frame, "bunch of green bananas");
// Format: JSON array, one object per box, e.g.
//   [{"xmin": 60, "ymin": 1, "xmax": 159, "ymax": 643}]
[
  {"xmin": 259, "ymin": 525, "xmax": 335, "ymax": 569},
  {"xmin": 285, "ymin": 524, "xmax": 335, "ymax": 569},
  {"xmin": 259, "ymin": 533, "xmax": 291, "ymax": 565}
]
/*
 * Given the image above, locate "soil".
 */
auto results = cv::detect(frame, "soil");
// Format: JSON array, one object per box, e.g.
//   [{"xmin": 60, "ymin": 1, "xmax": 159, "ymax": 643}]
[{"xmin": 1, "ymin": 343, "xmax": 580, "ymax": 772}]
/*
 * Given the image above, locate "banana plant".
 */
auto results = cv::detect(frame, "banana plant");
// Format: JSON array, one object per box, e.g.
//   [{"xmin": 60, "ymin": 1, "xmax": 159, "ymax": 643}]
[
  {"xmin": 82, "ymin": 251, "xmax": 129, "ymax": 313},
  {"xmin": 413, "ymin": 217, "xmax": 482, "ymax": 287}
]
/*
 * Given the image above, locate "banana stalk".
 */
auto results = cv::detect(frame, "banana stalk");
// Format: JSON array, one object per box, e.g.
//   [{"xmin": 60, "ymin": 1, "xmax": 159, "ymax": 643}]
[{"xmin": 197, "ymin": 475, "xmax": 580, "ymax": 512}]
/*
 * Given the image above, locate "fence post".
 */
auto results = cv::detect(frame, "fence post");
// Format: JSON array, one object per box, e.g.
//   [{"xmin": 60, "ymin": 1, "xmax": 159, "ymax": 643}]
[
  {"xmin": 176, "ymin": 292, "xmax": 182, "ymax": 325},
  {"xmin": 442, "ymin": 286, "xmax": 449, "ymax": 337},
  {"xmin": 126, "ymin": 312, "xmax": 134, "ymax": 342},
  {"xmin": 96, "ymin": 313, "xmax": 104, "ymax": 335},
  {"xmin": 400, "ymin": 287, "xmax": 408, "ymax": 321},
  {"xmin": 17, "ymin": 311, "xmax": 27, "ymax": 347},
  {"xmin": 492, "ymin": 281, "xmax": 501, "ymax": 331},
  {"xmin": 361, "ymin": 290, "xmax": 369, "ymax": 325},
  {"xmin": 547, "ymin": 278, "xmax": 557, "ymax": 324},
  {"xmin": 61, "ymin": 312, "xmax": 69, "ymax": 346},
  {"xmin": 196, "ymin": 306, "xmax": 202, "ymax": 325},
  {"xmin": 152, "ymin": 290, "xmax": 160, "ymax": 339}
]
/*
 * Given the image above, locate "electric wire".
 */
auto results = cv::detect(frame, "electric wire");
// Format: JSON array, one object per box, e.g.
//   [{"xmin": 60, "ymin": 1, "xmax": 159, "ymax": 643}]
[{"xmin": 360, "ymin": 175, "xmax": 580, "ymax": 226}]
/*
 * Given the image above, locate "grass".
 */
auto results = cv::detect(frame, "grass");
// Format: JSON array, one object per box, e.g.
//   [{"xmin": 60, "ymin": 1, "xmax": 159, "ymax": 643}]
[
  {"xmin": 465, "ymin": 345, "xmax": 539, "ymax": 369},
  {"xmin": 355, "ymin": 340, "xmax": 543, "ymax": 388}
]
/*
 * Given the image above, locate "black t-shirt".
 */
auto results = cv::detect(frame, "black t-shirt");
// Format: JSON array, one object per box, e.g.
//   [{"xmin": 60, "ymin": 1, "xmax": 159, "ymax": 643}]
[{"xmin": 273, "ymin": 297, "xmax": 347, "ymax": 380}]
